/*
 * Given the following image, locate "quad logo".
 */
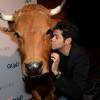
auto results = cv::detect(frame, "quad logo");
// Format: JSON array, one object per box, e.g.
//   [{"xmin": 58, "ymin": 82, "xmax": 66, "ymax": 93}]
[
  {"xmin": 9, "ymin": 95, "xmax": 23, "ymax": 100},
  {"xmin": 7, "ymin": 62, "xmax": 20, "ymax": 69}
]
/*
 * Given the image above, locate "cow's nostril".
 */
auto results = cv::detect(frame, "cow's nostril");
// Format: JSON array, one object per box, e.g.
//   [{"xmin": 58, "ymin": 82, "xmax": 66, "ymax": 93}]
[
  {"xmin": 32, "ymin": 61, "xmax": 43, "ymax": 69},
  {"xmin": 25, "ymin": 61, "xmax": 43, "ymax": 72}
]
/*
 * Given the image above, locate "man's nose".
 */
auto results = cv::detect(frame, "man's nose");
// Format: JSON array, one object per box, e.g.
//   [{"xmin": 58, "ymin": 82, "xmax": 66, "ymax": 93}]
[{"xmin": 51, "ymin": 36, "xmax": 55, "ymax": 41}]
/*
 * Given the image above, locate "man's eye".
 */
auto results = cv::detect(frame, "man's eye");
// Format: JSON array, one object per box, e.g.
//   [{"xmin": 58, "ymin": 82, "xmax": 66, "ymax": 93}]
[{"xmin": 15, "ymin": 32, "xmax": 20, "ymax": 38}]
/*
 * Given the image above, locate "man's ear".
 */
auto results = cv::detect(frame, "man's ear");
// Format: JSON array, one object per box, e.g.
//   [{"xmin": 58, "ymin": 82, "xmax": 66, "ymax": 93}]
[{"xmin": 64, "ymin": 37, "xmax": 72, "ymax": 45}]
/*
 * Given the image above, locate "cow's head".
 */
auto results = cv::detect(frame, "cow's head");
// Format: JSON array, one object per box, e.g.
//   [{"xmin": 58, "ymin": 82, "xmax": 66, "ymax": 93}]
[{"xmin": 0, "ymin": 0, "xmax": 66, "ymax": 78}]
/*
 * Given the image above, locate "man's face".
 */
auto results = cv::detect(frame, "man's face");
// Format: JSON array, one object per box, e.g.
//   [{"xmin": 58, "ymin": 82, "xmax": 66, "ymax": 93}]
[{"xmin": 51, "ymin": 29, "xmax": 65, "ymax": 50}]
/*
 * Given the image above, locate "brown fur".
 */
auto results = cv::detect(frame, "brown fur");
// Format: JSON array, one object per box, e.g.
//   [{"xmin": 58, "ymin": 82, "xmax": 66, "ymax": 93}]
[{"xmin": 1, "ymin": 4, "xmax": 61, "ymax": 100}]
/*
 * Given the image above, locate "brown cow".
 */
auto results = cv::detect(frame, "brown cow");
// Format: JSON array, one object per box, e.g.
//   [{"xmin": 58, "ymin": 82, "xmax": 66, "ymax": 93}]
[{"xmin": 0, "ymin": 0, "xmax": 66, "ymax": 100}]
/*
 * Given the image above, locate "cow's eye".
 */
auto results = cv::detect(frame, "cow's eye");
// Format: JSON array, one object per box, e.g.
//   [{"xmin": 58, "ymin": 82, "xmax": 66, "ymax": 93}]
[
  {"xmin": 15, "ymin": 32, "xmax": 20, "ymax": 38},
  {"xmin": 46, "ymin": 29, "xmax": 53, "ymax": 37}
]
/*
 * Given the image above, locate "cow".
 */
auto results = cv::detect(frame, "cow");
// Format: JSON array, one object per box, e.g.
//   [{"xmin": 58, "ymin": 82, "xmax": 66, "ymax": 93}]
[{"xmin": 0, "ymin": 0, "xmax": 66, "ymax": 100}]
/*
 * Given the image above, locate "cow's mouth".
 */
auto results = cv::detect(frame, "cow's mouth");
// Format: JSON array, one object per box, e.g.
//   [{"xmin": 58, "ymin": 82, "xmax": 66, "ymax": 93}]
[
  {"xmin": 25, "ymin": 61, "xmax": 43, "ymax": 78},
  {"xmin": 22, "ymin": 59, "xmax": 53, "ymax": 80}
]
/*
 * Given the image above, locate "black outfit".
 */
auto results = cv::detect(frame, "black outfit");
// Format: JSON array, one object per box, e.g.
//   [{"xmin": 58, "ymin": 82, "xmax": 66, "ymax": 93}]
[{"xmin": 55, "ymin": 43, "xmax": 90, "ymax": 100}]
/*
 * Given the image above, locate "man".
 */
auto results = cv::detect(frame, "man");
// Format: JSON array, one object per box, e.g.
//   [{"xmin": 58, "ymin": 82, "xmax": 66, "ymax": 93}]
[{"xmin": 51, "ymin": 21, "xmax": 90, "ymax": 100}]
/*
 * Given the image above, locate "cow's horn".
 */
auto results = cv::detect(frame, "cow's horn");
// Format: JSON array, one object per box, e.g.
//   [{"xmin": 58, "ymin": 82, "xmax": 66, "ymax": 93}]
[
  {"xmin": 0, "ymin": 12, "xmax": 13, "ymax": 21},
  {"xmin": 50, "ymin": 0, "xmax": 66, "ymax": 16}
]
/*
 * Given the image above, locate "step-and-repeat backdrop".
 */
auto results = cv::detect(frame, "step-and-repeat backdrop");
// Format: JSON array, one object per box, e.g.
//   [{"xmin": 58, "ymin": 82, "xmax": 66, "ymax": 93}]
[{"xmin": 0, "ymin": 0, "xmax": 37, "ymax": 100}]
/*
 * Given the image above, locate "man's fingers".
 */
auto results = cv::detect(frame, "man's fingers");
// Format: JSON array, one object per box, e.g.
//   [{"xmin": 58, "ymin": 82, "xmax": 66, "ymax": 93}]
[{"xmin": 51, "ymin": 56, "xmax": 56, "ymax": 62}]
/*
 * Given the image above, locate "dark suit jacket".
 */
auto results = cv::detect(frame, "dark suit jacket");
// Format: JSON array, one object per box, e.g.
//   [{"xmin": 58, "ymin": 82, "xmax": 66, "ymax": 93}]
[{"xmin": 56, "ymin": 43, "xmax": 90, "ymax": 100}]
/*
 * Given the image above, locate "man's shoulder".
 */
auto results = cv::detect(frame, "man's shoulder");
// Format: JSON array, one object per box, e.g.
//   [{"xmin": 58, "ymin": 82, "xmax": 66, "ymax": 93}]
[{"xmin": 70, "ymin": 43, "xmax": 88, "ymax": 58}]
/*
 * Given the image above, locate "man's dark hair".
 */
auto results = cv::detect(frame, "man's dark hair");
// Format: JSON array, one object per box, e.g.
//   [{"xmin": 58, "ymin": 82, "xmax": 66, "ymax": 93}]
[{"xmin": 54, "ymin": 21, "xmax": 79, "ymax": 40}]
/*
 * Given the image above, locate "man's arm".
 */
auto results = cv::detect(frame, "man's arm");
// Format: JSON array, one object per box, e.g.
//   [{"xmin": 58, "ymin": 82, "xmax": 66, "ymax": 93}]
[
  {"xmin": 56, "ymin": 53, "xmax": 90, "ymax": 100},
  {"xmin": 51, "ymin": 52, "xmax": 61, "ymax": 76}
]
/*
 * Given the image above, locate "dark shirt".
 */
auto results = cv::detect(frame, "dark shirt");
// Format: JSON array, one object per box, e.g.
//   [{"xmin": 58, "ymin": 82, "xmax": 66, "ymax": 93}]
[{"xmin": 56, "ymin": 43, "xmax": 90, "ymax": 100}]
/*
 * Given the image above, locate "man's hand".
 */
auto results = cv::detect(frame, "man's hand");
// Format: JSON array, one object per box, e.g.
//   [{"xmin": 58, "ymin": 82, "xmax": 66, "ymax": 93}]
[{"xmin": 51, "ymin": 52, "xmax": 61, "ymax": 75}]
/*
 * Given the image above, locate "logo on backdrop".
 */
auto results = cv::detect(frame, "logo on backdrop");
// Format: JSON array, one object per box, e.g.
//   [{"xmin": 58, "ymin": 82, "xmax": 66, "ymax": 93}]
[
  {"xmin": 25, "ymin": 0, "xmax": 32, "ymax": 3},
  {"xmin": 0, "ymin": 31, "xmax": 18, "ymax": 57},
  {"xmin": 8, "ymin": 95, "xmax": 23, "ymax": 100},
  {"xmin": 6, "ymin": 61, "xmax": 20, "ymax": 69},
  {"xmin": 0, "ymin": 82, "xmax": 14, "ymax": 91}
]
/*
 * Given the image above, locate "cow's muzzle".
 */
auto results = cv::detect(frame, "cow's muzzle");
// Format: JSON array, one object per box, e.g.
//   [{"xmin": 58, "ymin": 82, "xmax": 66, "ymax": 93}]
[{"xmin": 25, "ymin": 61, "xmax": 43, "ymax": 77}]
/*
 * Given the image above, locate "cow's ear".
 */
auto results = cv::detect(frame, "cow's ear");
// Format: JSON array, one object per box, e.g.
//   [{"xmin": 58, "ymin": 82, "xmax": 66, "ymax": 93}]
[{"xmin": 50, "ymin": 18, "xmax": 61, "ymax": 29}]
